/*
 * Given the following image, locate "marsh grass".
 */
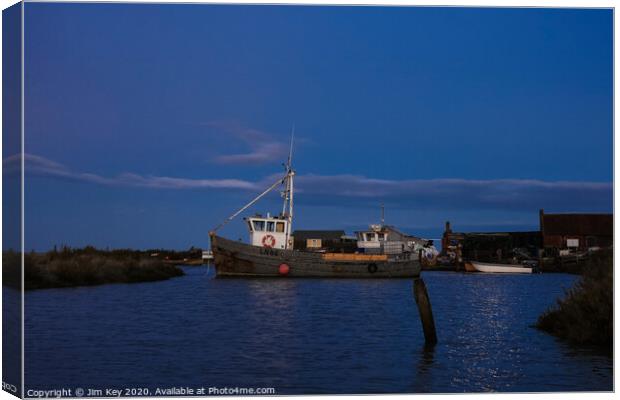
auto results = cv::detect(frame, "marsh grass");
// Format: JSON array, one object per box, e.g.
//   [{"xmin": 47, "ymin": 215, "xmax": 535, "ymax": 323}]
[
  {"xmin": 3, "ymin": 246, "xmax": 184, "ymax": 290},
  {"xmin": 536, "ymin": 249, "xmax": 612, "ymax": 354}
]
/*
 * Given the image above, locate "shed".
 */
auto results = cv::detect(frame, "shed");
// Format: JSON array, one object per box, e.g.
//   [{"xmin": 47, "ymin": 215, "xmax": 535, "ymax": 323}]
[{"xmin": 539, "ymin": 209, "xmax": 613, "ymax": 250}]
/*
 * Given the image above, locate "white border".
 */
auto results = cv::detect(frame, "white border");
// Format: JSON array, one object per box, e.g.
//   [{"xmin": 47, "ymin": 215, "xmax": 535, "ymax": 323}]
[
  {"xmin": 0, "ymin": 2, "xmax": 616, "ymax": 400},
  {"xmin": 12, "ymin": 0, "xmax": 619, "ymax": 6},
  {"xmin": 20, "ymin": 1, "xmax": 25, "ymax": 398}
]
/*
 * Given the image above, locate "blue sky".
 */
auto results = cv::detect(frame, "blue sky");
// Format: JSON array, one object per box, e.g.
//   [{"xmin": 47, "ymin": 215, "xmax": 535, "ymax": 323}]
[{"xmin": 13, "ymin": 4, "xmax": 613, "ymax": 250}]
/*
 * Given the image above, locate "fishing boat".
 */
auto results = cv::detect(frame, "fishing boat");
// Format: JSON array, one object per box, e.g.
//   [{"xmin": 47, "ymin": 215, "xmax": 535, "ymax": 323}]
[
  {"xmin": 209, "ymin": 136, "xmax": 429, "ymax": 278},
  {"xmin": 468, "ymin": 261, "xmax": 533, "ymax": 274}
]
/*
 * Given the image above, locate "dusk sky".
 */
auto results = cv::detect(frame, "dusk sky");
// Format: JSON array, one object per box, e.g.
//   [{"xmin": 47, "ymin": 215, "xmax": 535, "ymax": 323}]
[{"xmin": 12, "ymin": 4, "xmax": 613, "ymax": 250}]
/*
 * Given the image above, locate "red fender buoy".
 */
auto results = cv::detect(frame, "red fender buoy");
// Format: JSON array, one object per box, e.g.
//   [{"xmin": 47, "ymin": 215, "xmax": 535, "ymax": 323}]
[{"xmin": 279, "ymin": 263, "xmax": 290, "ymax": 276}]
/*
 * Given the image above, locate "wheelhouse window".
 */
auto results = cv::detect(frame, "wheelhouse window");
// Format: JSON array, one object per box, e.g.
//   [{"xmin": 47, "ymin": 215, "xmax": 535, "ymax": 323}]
[
  {"xmin": 365, "ymin": 233, "xmax": 375, "ymax": 241},
  {"xmin": 276, "ymin": 222, "xmax": 285, "ymax": 233},
  {"xmin": 266, "ymin": 221, "xmax": 275, "ymax": 232},
  {"xmin": 377, "ymin": 233, "xmax": 385, "ymax": 241},
  {"xmin": 253, "ymin": 220, "xmax": 265, "ymax": 231}
]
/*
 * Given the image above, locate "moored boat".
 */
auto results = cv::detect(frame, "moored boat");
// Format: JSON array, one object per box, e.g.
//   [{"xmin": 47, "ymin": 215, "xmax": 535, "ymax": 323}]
[
  {"xmin": 469, "ymin": 261, "xmax": 533, "ymax": 274},
  {"xmin": 209, "ymin": 135, "xmax": 431, "ymax": 278},
  {"xmin": 464, "ymin": 261, "xmax": 476, "ymax": 272},
  {"xmin": 210, "ymin": 234, "xmax": 420, "ymax": 277}
]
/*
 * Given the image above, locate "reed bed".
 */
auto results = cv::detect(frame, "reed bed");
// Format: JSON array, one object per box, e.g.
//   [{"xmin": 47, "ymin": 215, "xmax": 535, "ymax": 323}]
[
  {"xmin": 536, "ymin": 249, "xmax": 612, "ymax": 354},
  {"xmin": 3, "ymin": 247, "xmax": 184, "ymax": 290}
]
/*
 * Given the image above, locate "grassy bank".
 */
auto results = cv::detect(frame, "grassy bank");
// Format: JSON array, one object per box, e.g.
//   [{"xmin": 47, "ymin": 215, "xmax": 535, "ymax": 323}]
[
  {"xmin": 3, "ymin": 247, "xmax": 185, "ymax": 290},
  {"xmin": 536, "ymin": 250, "xmax": 612, "ymax": 354}
]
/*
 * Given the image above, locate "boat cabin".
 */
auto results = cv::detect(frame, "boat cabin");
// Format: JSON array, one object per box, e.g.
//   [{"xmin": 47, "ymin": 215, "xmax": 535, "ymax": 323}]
[
  {"xmin": 356, "ymin": 224, "xmax": 427, "ymax": 255},
  {"xmin": 245, "ymin": 213, "xmax": 292, "ymax": 250}
]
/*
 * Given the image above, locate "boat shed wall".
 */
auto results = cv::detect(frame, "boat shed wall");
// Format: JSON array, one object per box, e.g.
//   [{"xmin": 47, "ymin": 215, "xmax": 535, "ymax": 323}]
[{"xmin": 539, "ymin": 209, "xmax": 613, "ymax": 250}]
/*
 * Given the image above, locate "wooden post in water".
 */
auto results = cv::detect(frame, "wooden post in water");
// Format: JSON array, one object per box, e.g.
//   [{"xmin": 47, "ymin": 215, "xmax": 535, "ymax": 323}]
[{"xmin": 413, "ymin": 277, "xmax": 437, "ymax": 346}]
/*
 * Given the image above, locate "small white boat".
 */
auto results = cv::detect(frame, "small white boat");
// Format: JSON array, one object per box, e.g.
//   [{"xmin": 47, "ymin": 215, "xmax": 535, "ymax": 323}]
[{"xmin": 469, "ymin": 261, "xmax": 532, "ymax": 274}]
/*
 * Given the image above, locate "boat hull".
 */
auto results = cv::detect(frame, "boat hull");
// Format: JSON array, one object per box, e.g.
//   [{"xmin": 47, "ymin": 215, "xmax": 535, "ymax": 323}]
[
  {"xmin": 463, "ymin": 262, "xmax": 477, "ymax": 272},
  {"xmin": 470, "ymin": 261, "xmax": 532, "ymax": 274},
  {"xmin": 211, "ymin": 235, "xmax": 421, "ymax": 278}
]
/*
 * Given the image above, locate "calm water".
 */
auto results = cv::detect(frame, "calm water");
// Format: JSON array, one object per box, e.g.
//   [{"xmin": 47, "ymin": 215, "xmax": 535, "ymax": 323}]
[{"xmin": 24, "ymin": 268, "xmax": 612, "ymax": 394}]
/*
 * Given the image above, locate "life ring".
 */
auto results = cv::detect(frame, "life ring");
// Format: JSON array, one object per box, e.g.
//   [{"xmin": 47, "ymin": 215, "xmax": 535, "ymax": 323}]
[
  {"xmin": 262, "ymin": 234, "xmax": 276, "ymax": 248},
  {"xmin": 368, "ymin": 263, "xmax": 378, "ymax": 274}
]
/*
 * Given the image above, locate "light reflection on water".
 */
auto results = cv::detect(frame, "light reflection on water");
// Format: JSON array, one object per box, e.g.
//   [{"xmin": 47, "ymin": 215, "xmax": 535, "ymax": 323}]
[{"xmin": 24, "ymin": 268, "xmax": 612, "ymax": 394}]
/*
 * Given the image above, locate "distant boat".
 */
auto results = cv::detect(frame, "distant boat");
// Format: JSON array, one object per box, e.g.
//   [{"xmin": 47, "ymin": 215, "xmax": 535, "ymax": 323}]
[
  {"xmin": 469, "ymin": 261, "xmax": 533, "ymax": 274},
  {"xmin": 463, "ymin": 262, "xmax": 476, "ymax": 272}
]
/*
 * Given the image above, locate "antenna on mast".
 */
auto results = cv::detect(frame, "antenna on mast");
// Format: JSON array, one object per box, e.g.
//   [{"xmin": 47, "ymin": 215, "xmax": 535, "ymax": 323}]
[
  {"xmin": 381, "ymin": 203, "xmax": 385, "ymax": 225},
  {"xmin": 287, "ymin": 124, "xmax": 295, "ymax": 171}
]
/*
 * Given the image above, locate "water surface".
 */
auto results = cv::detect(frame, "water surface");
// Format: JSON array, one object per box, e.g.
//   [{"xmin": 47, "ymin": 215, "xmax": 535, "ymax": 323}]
[{"xmin": 25, "ymin": 268, "xmax": 612, "ymax": 394}]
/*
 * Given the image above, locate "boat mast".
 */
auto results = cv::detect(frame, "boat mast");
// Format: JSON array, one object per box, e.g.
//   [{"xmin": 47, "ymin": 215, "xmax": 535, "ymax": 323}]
[
  {"xmin": 283, "ymin": 127, "xmax": 295, "ymax": 249},
  {"xmin": 212, "ymin": 125, "xmax": 295, "ymax": 247}
]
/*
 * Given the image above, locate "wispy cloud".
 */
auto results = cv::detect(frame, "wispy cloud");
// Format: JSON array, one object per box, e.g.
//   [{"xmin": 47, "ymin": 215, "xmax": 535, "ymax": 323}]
[
  {"xmin": 3, "ymin": 153, "xmax": 258, "ymax": 190},
  {"xmin": 3, "ymin": 153, "xmax": 612, "ymax": 212},
  {"xmin": 205, "ymin": 121, "xmax": 289, "ymax": 165},
  {"xmin": 294, "ymin": 174, "xmax": 613, "ymax": 211}
]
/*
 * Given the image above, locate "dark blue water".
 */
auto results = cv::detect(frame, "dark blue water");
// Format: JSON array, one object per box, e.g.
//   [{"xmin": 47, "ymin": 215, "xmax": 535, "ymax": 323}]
[{"xmin": 25, "ymin": 268, "xmax": 612, "ymax": 394}]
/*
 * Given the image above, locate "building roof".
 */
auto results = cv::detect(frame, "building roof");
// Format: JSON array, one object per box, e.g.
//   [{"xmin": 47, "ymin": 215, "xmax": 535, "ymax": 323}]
[
  {"xmin": 460, "ymin": 231, "xmax": 540, "ymax": 237},
  {"xmin": 293, "ymin": 230, "xmax": 346, "ymax": 240},
  {"xmin": 541, "ymin": 213, "xmax": 613, "ymax": 236}
]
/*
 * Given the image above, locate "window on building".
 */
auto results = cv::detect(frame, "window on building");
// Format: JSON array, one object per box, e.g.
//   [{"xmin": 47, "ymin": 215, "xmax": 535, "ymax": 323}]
[
  {"xmin": 253, "ymin": 220, "xmax": 265, "ymax": 231},
  {"xmin": 276, "ymin": 222, "xmax": 285, "ymax": 233},
  {"xmin": 266, "ymin": 221, "xmax": 275, "ymax": 232},
  {"xmin": 307, "ymin": 239, "xmax": 322, "ymax": 248}
]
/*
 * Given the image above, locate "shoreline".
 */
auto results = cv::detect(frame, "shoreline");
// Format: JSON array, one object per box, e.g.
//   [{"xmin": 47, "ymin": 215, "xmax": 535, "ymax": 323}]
[{"xmin": 3, "ymin": 247, "xmax": 186, "ymax": 291}]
